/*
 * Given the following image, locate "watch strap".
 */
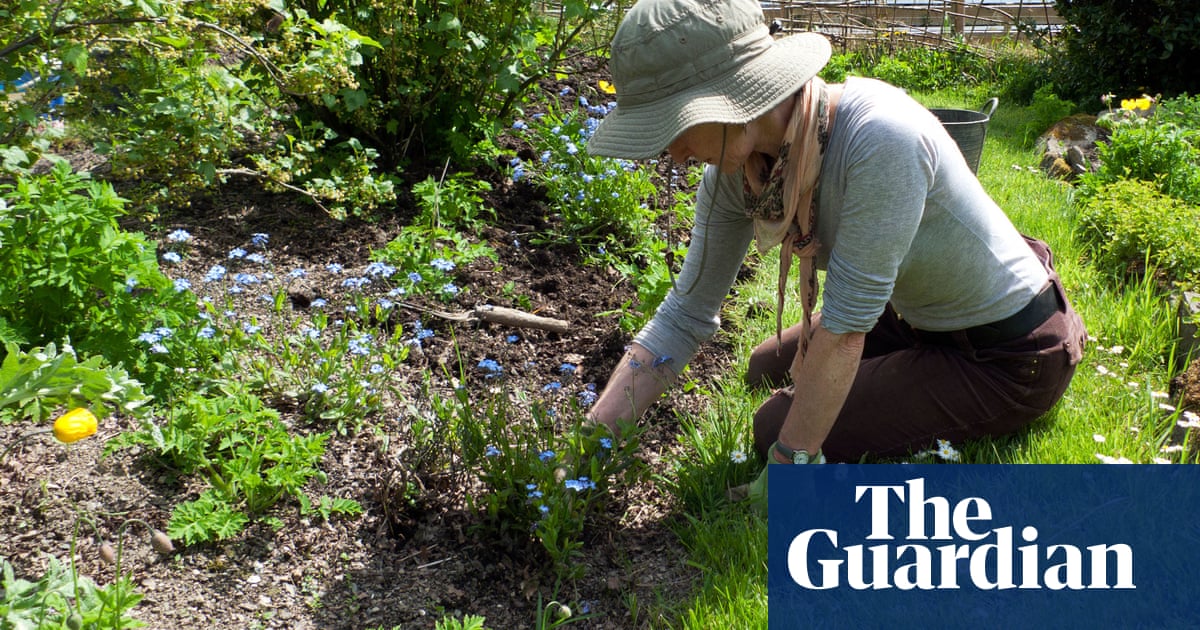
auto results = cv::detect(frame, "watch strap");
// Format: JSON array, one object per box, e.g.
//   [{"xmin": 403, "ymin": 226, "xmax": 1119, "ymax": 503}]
[{"xmin": 773, "ymin": 440, "xmax": 825, "ymax": 464}]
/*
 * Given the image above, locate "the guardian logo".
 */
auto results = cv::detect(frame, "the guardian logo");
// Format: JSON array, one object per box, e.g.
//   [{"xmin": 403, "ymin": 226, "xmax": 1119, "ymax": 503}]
[{"xmin": 786, "ymin": 478, "xmax": 1135, "ymax": 591}]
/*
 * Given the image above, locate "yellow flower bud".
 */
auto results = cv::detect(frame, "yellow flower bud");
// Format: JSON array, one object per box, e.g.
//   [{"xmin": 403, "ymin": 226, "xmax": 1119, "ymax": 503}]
[
  {"xmin": 598, "ymin": 80, "xmax": 617, "ymax": 95},
  {"xmin": 52, "ymin": 408, "xmax": 98, "ymax": 444}
]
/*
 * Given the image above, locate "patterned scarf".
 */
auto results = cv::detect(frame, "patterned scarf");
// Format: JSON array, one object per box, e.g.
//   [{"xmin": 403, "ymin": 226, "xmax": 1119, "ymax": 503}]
[{"xmin": 743, "ymin": 77, "xmax": 831, "ymax": 360}]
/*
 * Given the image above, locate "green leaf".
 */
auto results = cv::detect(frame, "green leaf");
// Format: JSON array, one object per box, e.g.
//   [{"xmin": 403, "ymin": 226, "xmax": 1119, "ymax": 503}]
[
  {"xmin": 432, "ymin": 12, "xmax": 461, "ymax": 32},
  {"xmin": 168, "ymin": 493, "xmax": 249, "ymax": 545},
  {"xmin": 153, "ymin": 35, "xmax": 190, "ymax": 48},
  {"xmin": 61, "ymin": 43, "xmax": 89, "ymax": 75},
  {"xmin": 341, "ymin": 88, "xmax": 367, "ymax": 112}
]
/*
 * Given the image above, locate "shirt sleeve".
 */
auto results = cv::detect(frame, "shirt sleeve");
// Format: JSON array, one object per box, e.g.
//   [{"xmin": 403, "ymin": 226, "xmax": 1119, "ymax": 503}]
[
  {"xmin": 633, "ymin": 166, "xmax": 755, "ymax": 371},
  {"xmin": 819, "ymin": 115, "xmax": 936, "ymax": 334}
]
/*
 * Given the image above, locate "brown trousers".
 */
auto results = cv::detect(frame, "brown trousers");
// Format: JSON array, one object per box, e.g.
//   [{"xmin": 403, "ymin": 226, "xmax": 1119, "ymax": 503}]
[{"xmin": 747, "ymin": 237, "xmax": 1087, "ymax": 462}]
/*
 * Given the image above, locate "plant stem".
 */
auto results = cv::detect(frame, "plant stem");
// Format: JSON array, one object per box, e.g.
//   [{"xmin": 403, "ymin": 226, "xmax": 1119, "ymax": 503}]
[{"xmin": 0, "ymin": 428, "xmax": 53, "ymax": 462}]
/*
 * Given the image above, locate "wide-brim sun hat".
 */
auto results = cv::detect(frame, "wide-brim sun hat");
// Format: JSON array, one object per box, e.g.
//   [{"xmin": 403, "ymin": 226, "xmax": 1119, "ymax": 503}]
[{"xmin": 587, "ymin": 0, "xmax": 832, "ymax": 159}]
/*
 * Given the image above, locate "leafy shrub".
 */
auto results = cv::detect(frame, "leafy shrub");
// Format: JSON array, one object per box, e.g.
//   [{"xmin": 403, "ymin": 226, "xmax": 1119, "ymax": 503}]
[
  {"xmin": 283, "ymin": 0, "xmax": 620, "ymax": 163},
  {"xmin": 0, "ymin": 163, "xmax": 212, "ymax": 395},
  {"xmin": 3, "ymin": 1, "xmax": 625, "ymax": 219},
  {"xmin": 1052, "ymin": 0, "xmax": 1200, "ymax": 106},
  {"xmin": 2, "ymin": 0, "xmax": 400, "ymax": 219},
  {"xmin": 825, "ymin": 42, "xmax": 1001, "ymax": 93},
  {"xmin": 1075, "ymin": 178, "xmax": 1200, "ymax": 283},
  {"xmin": 1021, "ymin": 84, "xmax": 1078, "ymax": 141},
  {"xmin": 1083, "ymin": 99, "xmax": 1200, "ymax": 205}
]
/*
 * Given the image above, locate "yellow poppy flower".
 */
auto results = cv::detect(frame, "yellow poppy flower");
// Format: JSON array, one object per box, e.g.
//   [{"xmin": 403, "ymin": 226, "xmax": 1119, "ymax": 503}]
[
  {"xmin": 598, "ymin": 80, "xmax": 617, "ymax": 94},
  {"xmin": 1120, "ymin": 97, "xmax": 1153, "ymax": 111},
  {"xmin": 53, "ymin": 408, "xmax": 98, "ymax": 443}
]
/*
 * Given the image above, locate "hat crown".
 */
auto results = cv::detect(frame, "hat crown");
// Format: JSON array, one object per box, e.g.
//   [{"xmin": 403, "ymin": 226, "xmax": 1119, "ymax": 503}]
[{"xmin": 610, "ymin": 0, "xmax": 769, "ymax": 107}]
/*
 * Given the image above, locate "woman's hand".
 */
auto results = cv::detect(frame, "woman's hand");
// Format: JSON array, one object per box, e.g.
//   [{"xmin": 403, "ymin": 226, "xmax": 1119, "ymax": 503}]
[{"xmin": 586, "ymin": 342, "xmax": 677, "ymax": 436}]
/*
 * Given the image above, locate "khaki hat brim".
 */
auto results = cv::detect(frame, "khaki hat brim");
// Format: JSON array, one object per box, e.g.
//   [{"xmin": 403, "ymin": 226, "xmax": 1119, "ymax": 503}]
[{"xmin": 587, "ymin": 32, "xmax": 832, "ymax": 159}]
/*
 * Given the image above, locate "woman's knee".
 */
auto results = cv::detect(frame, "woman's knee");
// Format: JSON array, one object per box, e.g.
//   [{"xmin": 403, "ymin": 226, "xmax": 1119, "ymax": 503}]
[{"xmin": 745, "ymin": 322, "xmax": 806, "ymax": 388}]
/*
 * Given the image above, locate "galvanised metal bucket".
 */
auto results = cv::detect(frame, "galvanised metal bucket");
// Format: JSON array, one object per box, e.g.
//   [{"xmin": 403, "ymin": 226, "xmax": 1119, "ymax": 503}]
[{"xmin": 931, "ymin": 98, "xmax": 999, "ymax": 174}]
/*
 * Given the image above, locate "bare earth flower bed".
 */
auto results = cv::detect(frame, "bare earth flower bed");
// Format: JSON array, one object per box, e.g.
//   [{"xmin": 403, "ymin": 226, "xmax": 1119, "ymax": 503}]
[{"xmin": 0, "ymin": 157, "xmax": 746, "ymax": 629}]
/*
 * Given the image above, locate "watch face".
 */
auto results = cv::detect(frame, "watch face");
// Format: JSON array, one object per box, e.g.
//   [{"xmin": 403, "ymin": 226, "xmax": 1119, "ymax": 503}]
[{"xmin": 793, "ymin": 451, "xmax": 810, "ymax": 465}]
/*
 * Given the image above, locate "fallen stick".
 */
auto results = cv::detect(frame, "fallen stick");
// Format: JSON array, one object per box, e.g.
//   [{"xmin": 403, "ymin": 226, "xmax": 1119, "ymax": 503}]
[{"xmin": 400, "ymin": 303, "xmax": 570, "ymax": 334}]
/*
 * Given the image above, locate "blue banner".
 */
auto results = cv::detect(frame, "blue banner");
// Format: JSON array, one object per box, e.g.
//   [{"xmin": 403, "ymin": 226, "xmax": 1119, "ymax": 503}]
[{"xmin": 768, "ymin": 465, "xmax": 1199, "ymax": 629}]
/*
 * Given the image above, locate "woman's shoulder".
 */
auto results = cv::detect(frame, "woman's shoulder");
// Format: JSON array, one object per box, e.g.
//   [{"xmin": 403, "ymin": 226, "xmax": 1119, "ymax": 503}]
[
  {"xmin": 840, "ymin": 77, "xmax": 931, "ymax": 122},
  {"xmin": 835, "ymin": 78, "xmax": 945, "ymax": 147}
]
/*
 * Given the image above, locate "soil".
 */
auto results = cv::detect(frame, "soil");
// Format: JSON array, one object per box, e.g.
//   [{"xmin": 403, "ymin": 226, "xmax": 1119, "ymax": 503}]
[
  {"xmin": 0, "ymin": 66, "xmax": 746, "ymax": 629},
  {"xmin": 0, "ymin": 179, "xmax": 737, "ymax": 630}
]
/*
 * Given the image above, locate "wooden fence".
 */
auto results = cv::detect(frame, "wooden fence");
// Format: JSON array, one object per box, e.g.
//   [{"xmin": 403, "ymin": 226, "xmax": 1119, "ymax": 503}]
[{"xmin": 762, "ymin": 1, "xmax": 1060, "ymax": 52}]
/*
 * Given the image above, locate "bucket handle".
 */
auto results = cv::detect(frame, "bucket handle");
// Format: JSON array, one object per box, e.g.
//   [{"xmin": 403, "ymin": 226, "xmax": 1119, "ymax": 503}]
[{"xmin": 980, "ymin": 97, "xmax": 999, "ymax": 119}]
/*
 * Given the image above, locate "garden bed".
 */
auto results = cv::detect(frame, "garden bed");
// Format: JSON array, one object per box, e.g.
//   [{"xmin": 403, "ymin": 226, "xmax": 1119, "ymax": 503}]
[{"xmin": 0, "ymin": 164, "xmax": 744, "ymax": 628}]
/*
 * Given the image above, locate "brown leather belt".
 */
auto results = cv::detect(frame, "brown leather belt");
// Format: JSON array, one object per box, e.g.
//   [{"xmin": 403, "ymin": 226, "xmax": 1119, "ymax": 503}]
[{"xmin": 914, "ymin": 282, "xmax": 1060, "ymax": 348}]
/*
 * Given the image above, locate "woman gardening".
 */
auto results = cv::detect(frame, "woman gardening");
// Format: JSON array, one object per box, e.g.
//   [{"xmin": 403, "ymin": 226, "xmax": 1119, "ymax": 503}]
[{"xmin": 584, "ymin": 0, "xmax": 1087, "ymax": 482}]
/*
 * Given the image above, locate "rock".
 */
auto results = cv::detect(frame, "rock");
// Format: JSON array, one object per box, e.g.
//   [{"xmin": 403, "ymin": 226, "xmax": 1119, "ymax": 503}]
[
  {"xmin": 1175, "ymin": 291, "xmax": 1200, "ymax": 364},
  {"xmin": 1036, "ymin": 114, "xmax": 1110, "ymax": 181},
  {"xmin": 1169, "ymin": 355, "xmax": 1200, "ymax": 428}
]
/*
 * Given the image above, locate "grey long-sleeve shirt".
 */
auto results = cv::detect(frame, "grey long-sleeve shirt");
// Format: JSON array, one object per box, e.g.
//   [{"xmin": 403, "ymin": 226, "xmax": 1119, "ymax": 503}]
[{"xmin": 634, "ymin": 77, "xmax": 1048, "ymax": 370}]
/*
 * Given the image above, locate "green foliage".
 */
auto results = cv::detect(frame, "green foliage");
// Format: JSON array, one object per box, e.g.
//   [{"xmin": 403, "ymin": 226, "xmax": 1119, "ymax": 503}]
[
  {"xmin": 1052, "ymin": 0, "xmax": 1200, "ymax": 106},
  {"xmin": 412, "ymin": 172, "xmax": 495, "ymax": 233},
  {"xmin": 375, "ymin": 175, "xmax": 497, "ymax": 302},
  {"xmin": 1075, "ymin": 178, "xmax": 1200, "ymax": 283},
  {"xmin": 0, "ymin": 164, "xmax": 211, "ymax": 396},
  {"xmin": 0, "ymin": 342, "xmax": 149, "ymax": 423},
  {"xmin": 166, "ymin": 492, "xmax": 251, "ymax": 546},
  {"xmin": 510, "ymin": 105, "xmax": 658, "ymax": 255},
  {"xmin": 113, "ymin": 384, "xmax": 345, "ymax": 545},
  {"xmin": 0, "ymin": 556, "xmax": 144, "ymax": 630},
  {"xmin": 607, "ymin": 239, "xmax": 688, "ymax": 333},
  {"xmin": 421, "ymin": 373, "xmax": 642, "ymax": 581},
  {"xmin": 1086, "ymin": 99, "xmax": 1200, "ymax": 204},
  {"xmin": 287, "ymin": 0, "xmax": 620, "ymax": 162},
  {"xmin": 824, "ymin": 42, "xmax": 996, "ymax": 93},
  {"xmin": 434, "ymin": 615, "xmax": 489, "ymax": 630},
  {"xmin": 1074, "ymin": 95, "xmax": 1200, "ymax": 284},
  {"xmin": 95, "ymin": 47, "xmax": 261, "ymax": 187},
  {"xmin": 823, "ymin": 42, "xmax": 1050, "ymax": 108},
  {"xmin": 1021, "ymin": 84, "xmax": 1078, "ymax": 140},
  {"xmin": 196, "ymin": 259, "xmax": 411, "ymax": 432},
  {"xmin": 1, "ymin": 0, "xmax": 625, "ymax": 219},
  {"xmin": 1, "ymin": 0, "xmax": 398, "ymax": 219},
  {"xmin": 298, "ymin": 495, "xmax": 364, "ymax": 523}
]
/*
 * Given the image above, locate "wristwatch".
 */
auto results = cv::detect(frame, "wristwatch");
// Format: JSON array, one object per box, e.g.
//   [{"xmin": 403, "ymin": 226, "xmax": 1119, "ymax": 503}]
[{"xmin": 773, "ymin": 440, "xmax": 825, "ymax": 464}]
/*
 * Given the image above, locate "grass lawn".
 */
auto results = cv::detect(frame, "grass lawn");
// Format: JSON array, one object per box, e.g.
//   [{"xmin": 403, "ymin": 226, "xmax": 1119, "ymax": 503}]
[{"xmin": 657, "ymin": 89, "xmax": 1197, "ymax": 628}]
